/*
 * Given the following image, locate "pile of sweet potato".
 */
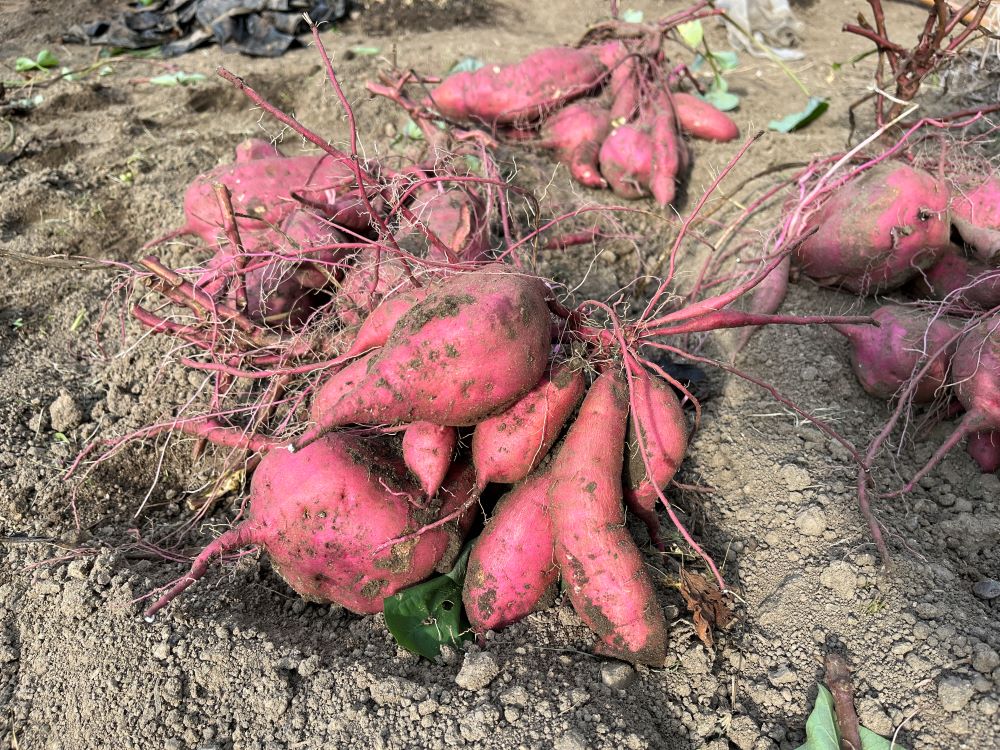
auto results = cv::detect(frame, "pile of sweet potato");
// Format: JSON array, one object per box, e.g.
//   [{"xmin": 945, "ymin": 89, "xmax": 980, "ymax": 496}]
[{"xmin": 415, "ymin": 27, "xmax": 739, "ymax": 205}]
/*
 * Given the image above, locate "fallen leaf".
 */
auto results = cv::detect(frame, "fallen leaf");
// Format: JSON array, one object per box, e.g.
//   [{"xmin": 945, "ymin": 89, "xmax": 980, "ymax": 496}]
[{"xmin": 679, "ymin": 568, "xmax": 735, "ymax": 647}]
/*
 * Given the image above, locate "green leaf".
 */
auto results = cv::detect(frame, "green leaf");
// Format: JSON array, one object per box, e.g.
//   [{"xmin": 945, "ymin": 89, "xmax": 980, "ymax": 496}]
[
  {"xmin": 36, "ymin": 50, "xmax": 58, "ymax": 68},
  {"xmin": 448, "ymin": 56, "xmax": 484, "ymax": 74},
  {"xmin": 384, "ymin": 546, "xmax": 472, "ymax": 659},
  {"xmin": 349, "ymin": 45, "xmax": 381, "ymax": 56},
  {"xmin": 53, "ymin": 432, "xmax": 69, "ymax": 443},
  {"xmin": 16, "ymin": 49, "xmax": 59, "ymax": 72},
  {"xmin": 795, "ymin": 686, "xmax": 840, "ymax": 750},
  {"xmin": 711, "ymin": 50, "xmax": 740, "ymax": 70},
  {"xmin": 149, "ymin": 72, "xmax": 206, "ymax": 87},
  {"xmin": 621, "ymin": 9, "xmax": 644, "ymax": 23},
  {"xmin": 401, "ymin": 118, "xmax": 424, "ymax": 141},
  {"xmin": 794, "ymin": 685, "xmax": 906, "ymax": 750},
  {"xmin": 702, "ymin": 77, "xmax": 740, "ymax": 112},
  {"xmin": 677, "ymin": 20, "xmax": 704, "ymax": 48},
  {"xmin": 768, "ymin": 96, "xmax": 828, "ymax": 133}
]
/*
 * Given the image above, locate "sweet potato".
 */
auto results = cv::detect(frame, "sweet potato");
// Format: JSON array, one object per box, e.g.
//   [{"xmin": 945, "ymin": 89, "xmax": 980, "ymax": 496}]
[
  {"xmin": 539, "ymin": 101, "xmax": 613, "ymax": 189},
  {"xmin": 143, "ymin": 433, "xmax": 476, "ymax": 617},
  {"xmin": 967, "ymin": 430, "xmax": 1000, "ymax": 473},
  {"xmin": 590, "ymin": 41, "xmax": 638, "ymax": 123},
  {"xmin": 341, "ymin": 286, "xmax": 432, "ymax": 360},
  {"xmin": 178, "ymin": 147, "xmax": 354, "ymax": 246},
  {"xmin": 427, "ymin": 47, "xmax": 605, "ymax": 125},
  {"xmin": 623, "ymin": 368, "xmax": 688, "ymax": 548},
  {"xmin": 396, "ymin": 187, "xmax": 491, "ymax": 262},
  {"xmin": 672, "ymin": 92, "xmax": 739, "ymax": 142},
  {"xmin": 336, "ymin": 258, "xmax": 413, "ymax": 327},
  {"xmin": 896, "ymin": 313, "xmax": 1000, "ymax": 491},
  {"xmin": 909, "ymin": 246, "xmax": 1000, "ymax": 309},
  {"xmin": 471, "ymin": 360, "xmax": 585, "ymax": 487},
  {"xmin": 831, "ymin": 304, "xmax": 959, "ymax": 403},
  {"xmin": 463, "ymin": 472, "xmax": 558, "ymax": 631},
  {"xmin": 646, "ymin": 93, "xmax": 688, "ymax": 207},
  {"xmin": 308, "ymin": 266, "xmax": 552, "ymax": 431},
  {"xmin": 599, "ymin": 124, "xmax": 653, "ymax": 199},
  {"xmin": 403, "ymin": 422, "xmax": 458, "ymax": 497},
  {"xmin": 795, "ymin": 162, "xmax": 951, "ymax": 294},
  {"xmin": 950, "ymin": 175, "xmax": 1000, "ymax": 264},
  {"xmin": 548, "ymin": 369, "xmax": 668, "ymax": 666}
]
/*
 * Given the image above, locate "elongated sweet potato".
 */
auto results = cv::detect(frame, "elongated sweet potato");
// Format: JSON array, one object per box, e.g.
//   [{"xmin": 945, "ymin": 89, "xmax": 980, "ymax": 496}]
[
  {"xmin": 672, "ymin": 92, "xmax": 739, "ymax": 142},
  {"xmin": 309, "ymin": 266, "xmax": 552, "ymax": 431},
  {"xmin": 427, "ymin": 46, "xmax": 606, "ymax": 125},
  {"xmin": 463, "ymin": 472, "xmax": 558, "ymax": 631},
  {"xmin": 795, "ymin": 162, "xmax": 951, "ymax": 294},
  {"xmin": 646, "ymin": 93, "xmax": 687, "ymax": 207},
  {"xmin": 623, "ymin": 367, "xmax": 688, "ymax": 547},
  {"xmin": 548, "ymin": 369, "xmax": 668, "ymax": 666},
  {"xmin": 341, "ymin": 286, "xmax": 432, "ymax": 360},
  {"xmin": 396, "ymin": 187, "xmax": 491, "ymax": 262},
  {"xmin": 143, "ymin": 433, "xmax": 476, "ymax": 617},
  {"xmin": 472, "ymin": 360, "xmax": 585, "ymax": 487}
]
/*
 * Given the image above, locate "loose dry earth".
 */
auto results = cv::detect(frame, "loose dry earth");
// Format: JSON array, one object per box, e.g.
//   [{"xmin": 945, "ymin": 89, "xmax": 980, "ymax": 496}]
[{"xmin": 0, "ymin": 1, "xmax": 997, "ymax": 749}]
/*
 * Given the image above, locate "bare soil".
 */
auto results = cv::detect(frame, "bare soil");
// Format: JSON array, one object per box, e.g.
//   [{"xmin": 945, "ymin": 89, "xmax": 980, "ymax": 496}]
[{"xmin": 1, "ymin": 1, "xmax": 997, "ymax": 749}]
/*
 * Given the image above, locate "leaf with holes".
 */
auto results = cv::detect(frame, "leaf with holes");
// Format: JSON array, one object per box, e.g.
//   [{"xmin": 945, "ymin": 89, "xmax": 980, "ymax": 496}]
[{"xmin": 384, "ymin": 545, "xmax": 472, "ymax": 659}]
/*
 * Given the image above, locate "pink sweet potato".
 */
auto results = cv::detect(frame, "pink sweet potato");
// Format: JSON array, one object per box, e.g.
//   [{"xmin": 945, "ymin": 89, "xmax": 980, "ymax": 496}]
[
  {"xmin": 599, "ymin": 124, "xmax": 653, "ymax": 199},
  {"xmin": 831, "ymin": 304, "xmax": 959, "ymax": 402},
  {"xmin": 672, "ymin": 92, "xmax": 739, "ymax": 142},
  {"xmin": 341, "ymin": 286, "xmax": 432, "ymax": 360},
  {"xmin": 144, "ymin": 433, "xmax": 476, "ymax": 617},
  {"xmin": 950, "ymin": 175, "xmax": 1000, "ymax": 264},
  {"xmin": 646, "ymin": 93, "xmax": 688, "ymax": 207},
  {"xmin": 548, "ymin": 369, "xmax": 668, "ymax": 666},
  {"xmin": 539, "ymin": 101, "xmax": 613, "ymax": 189},
  {"xmin": 795, "ymin": 162, "xmax": 951, "ymax": 294},
  {"xmin": 908, "ymin": 247, "xmax": 1000, "ymax": 309},
  {"xmin": 967, "ymin": 430, "xmax": 1000, "ymax": 473},
  {"xmin": 336, "ymin": 258, "xmax": 413, "ymax": 326},
  {"xmin": 590, "ymin": 41, "xmax": 638, "ymax": 123},
  {"xmin": 403, "ymin": 422, "xmax": 458, "ymax": 497},
  {"xmin": 896, "ymin": 313, "xmax": 1000, "ymax": 491},
  {"xmin": 623, "ymin": 367, "xmax": 688, "ymax": 548},
  {"xmin": 396, "ymin": 187, "xmax": 491, "ymax": 263},
  {"xmin": 308, "ymin": 266, "xmax": 552, "ymax": 431},
  {"xmin": 427, "ymin": 47, "xmax": 606, "ymax": 125},
  {"xmin": 178, "ymin": 147, "xmax": 354, "ymax": 246},
  {"xmin": 463, "ymin": 472, "xmax": 558, "ymax": 631},
  {"xmin": 471, "ymin": 360, "xmax": 585, "ymax": 487}
]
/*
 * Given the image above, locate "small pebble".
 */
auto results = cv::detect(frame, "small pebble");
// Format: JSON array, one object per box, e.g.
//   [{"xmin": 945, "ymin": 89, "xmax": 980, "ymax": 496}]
[
  {"xmin": 600, "ymin": 662, "xmax": 636, "ymax": 690},
  {"xmin": 455, "ymin": 651, "xmax": 499, "ymax": 691},
  {"xmin": 973, "ymin": 579, "xmax": 1000, "ymax": 600}
]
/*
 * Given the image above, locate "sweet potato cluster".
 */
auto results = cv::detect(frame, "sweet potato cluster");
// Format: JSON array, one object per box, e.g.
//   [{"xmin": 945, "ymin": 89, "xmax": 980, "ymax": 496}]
[{"xmin": 423, "ymin": 42, "xmax": 739, "ymax": 204}]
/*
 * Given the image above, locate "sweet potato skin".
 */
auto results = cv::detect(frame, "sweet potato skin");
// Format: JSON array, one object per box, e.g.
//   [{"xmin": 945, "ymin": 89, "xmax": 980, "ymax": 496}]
[
  {"xmin": 310, "ymin": 267, "xmax": 553, "ymax": 429},
  {"xmin": 463, "ymin": 473, "xmax": 558, "ymax": 631},
  {"xmin": 539, "ymin": 101, "xmax": 613, "ymax": 189},
  {"xmin": 950, "ymin": 176, "xmax": 1000, "ymax": 264},
  {"xmin": 646, "ymin": 94, "xmax": 687, "ymax": 207},
  {"xmin": 428, "ymin": 47, "xmax": 606, "ymax": 125},
  {"xmin": 548, "ymin": 370, "xmax": 668, "ymax": 666},
  {"xmin": 795, "ymin": 163, "xmax": 951, "ymax": 294},
  {"xmin": 908, "ymin": 247, "xmax": 1000, "ymax": 309},
  {"xmin": 181, "ymin": 150, "xmax": 353, "ymax": 245},
  {"xmin": 967, "ymin": 430, "xmax": 1000, "ymax": 473},
  {"xmin": 403, "ymin": 422, "xmax": 458, "ymax": 497},
  {"xmin": 599, "ymin": 124, "xmax": 653, "ymax": 199},
  {"xmin": 623, "ymin": 368, "xmax": 688, "ymax": 546},
  {"xmin": 833, "ymin": 305, "xmax": 959, "ymax": 403},
  {"xmin": 472, "ymin": 361, "xmax": 585, "ymax": 486},
  {"xmin": 672, "ymin": 92, "xmax": 739, "ymax": 142}
]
